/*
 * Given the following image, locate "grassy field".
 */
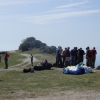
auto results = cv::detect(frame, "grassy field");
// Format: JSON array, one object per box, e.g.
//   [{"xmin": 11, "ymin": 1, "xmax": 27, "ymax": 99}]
[
  {"xmin": 0, "ymin": 49, "xmax": 100, "ymax": 99},
  {"xmin": 18, "ymin": 49, "xmax": 56, "ymax": 63},
  {"xmin": 0, "ymin": 52, "xmax": 26, "ymax": 68},
  {"xmin": 0, "ymin": 69, "xmax": 100, "ymax": 99}
]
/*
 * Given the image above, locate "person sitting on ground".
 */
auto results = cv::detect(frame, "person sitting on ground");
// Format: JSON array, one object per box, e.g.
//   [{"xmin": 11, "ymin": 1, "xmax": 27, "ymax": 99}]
[
  {"xmin": 34, "ymin": 59, "xmax": 52, "ymax": 70},
  {"xmin": 40, "ymin": 59, "xmax": 48, "ymax": 66}
]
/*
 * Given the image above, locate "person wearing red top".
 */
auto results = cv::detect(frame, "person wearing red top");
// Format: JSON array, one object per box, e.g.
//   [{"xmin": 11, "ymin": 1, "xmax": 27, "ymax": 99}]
[
  {"xmin": 91, "ymin": 47, "xmax": 97, "ymax": 68},
  {"xmin": 4, "ymin": 52, "xmax": 9, "ymax": 69}
]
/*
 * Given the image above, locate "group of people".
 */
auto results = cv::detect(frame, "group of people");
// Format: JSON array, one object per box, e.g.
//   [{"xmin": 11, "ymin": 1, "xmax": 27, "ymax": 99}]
[
  {"xmin": 56, "ymin": 46, "xmax": 97, "ymax": 68},
  {"xmin": 0, "ymin": 46, "xmax": 97, "ymax": 69}
]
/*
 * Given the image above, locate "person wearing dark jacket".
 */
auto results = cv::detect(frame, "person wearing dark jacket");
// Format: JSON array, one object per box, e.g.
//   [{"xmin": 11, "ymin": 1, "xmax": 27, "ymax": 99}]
[
  {"xmin": 56, "ymin": 46, "xmax": 62, "ymax": 67},
  {"xmin": 78, "ymin": 48, "xmax": 85, "ymax": 63},
  {"xmin": 70, "ymin": 47, "xmax": 76, "ymax": 66},
  {"xmin": 86, "ymin": 47, "xmax": 92, "ymax": 67}
]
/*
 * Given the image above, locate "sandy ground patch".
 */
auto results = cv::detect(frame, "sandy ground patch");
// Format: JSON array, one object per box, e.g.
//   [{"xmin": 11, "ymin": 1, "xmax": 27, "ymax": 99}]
[{"xmin": 3, "ymin": 90, "xmax": 100, "ymax": 100}]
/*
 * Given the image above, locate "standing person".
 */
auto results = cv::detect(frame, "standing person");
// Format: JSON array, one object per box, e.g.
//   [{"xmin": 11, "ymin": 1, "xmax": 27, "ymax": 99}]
[
  {"xmin": 91, "ymin": 47, "xmax": 97, "ymax": 68},
  {"xmin": 74, "ymin": 47, "xmax": 78, "ymax": 65},
  {"xmin": 70, "ymin": 47, "xmax": 76, "ymax": 66},
  {"xmin": 56, "ymin": 46, "xmax": 62, "ymax": 67},
  {"xmin": 86, "ymin": 47, "xmax": 92, "ymax": 67},
  {"xmin": 78, "ymin": 48, "xmax": 85, "ymax": 63},
  {"xmin": 4, "ymin": 52, "xmax": 9, "ymax": 69},
  {"xmin": 62, "ymin": 48, "xmax": 67, "ymax": 66},
  {"xmin": 30, "ymin": 54, "xmax": 33, "ymax": 66},
  {"xmin": 0, "ymin": 53, "xmax": 1, "ymax": 62},
  {"xmin": 65, "ymin": 47, "xmax": 70, "ymax": 66}
]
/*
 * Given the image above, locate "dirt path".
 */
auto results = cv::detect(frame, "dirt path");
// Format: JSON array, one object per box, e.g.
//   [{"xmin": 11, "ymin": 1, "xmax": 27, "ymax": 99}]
[{"xmin": 0, "ymin": 52, "xmax": 38, "ymax": 71}]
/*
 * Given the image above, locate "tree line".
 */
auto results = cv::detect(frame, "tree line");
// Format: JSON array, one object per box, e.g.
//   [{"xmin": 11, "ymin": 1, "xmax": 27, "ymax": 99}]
[{"xmin": 19, "ymin": 37, "xmax": 56, "ymax": 54}]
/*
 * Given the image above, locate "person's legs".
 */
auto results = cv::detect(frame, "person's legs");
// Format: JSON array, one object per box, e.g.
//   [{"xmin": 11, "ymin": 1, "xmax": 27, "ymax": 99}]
[
  {"xmin": 70, "ymin": 56, "xmax": 75, "ymax": 66},
  {"xmin": 73, "ymin": 56, "xmax": 76, "ymax": 66},
  {"xmin": 75, "ymin": 56, "xmax": 77, "ymax": 65},
  {"xmin": 65, "ymin": 57, "xmax": 68, "ymax": 66},
  {"xmin": 0, "ymin": 57, "xmax": 1, "ymax": 62},
  {"xmin": 86, "ymin": 58, "xmax": 89, "ymax": 66},
  {"xmin": 59, "ymin": 57, "xmax": 63, "ymax": 67},
  {"xmin": 62, "ymin": 56, "xmax": 65, "ymax": 66},
  {"xmin": 90, "ymin": 58, "xmax": 92, "ymax": 67},
  {"xmin": 67, "ymin": 57, "xmax": 70, "ymax": 66},
  {"xmin": 70, "ymin": 57, "xmax": 73, "ymax": 66},
  {"xmin": 57, "ymin": 57, "xmax": 59, "ymax": 67},
  {"xmin": 92, "ymin": 56, "xmax": 96, "ymax": 68},
  {"xmin": 56, "ymin": 57, "xmax": 57, "ymax": 66},
  {"xmin": 5, "ymin": 58, "xmax": 8, "ymax": 69},
  {"xmin": 31, "ymin": 60, "xmax": 33, "ymax": 66},
  {"xmin": 88, "ymin": 58, "xmax": 92, "ymax": 67},
  {"xmin": 80, "ymin": 56, "xmax": 83, "ymax": 63}
]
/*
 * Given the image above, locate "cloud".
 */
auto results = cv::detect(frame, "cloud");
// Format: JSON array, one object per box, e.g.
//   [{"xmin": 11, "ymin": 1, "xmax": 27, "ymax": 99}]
[
  {"xmin": 26, "ymin": 10, "xmax": 100, "ymax": 24},
  {"xmin": 45, "ymin": 0, "xmax": 89, "ymax": 14},
  {"xmin": 56, "ymin": 0, "xmax": 88, "ymax": 9},
  {"xmin": 0, "ymin": 0, "xmax": 99, "ymax": 25},
  {"xmin": 45, "ymin": 9, "xmax": 72, "ymax": 13}
]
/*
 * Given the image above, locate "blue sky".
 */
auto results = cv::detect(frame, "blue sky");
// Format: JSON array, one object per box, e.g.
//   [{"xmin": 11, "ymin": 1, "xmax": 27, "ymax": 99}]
[{"xmin": 0, "ymin": 0, "xmax": 100, "ymax": 53}]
